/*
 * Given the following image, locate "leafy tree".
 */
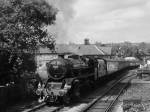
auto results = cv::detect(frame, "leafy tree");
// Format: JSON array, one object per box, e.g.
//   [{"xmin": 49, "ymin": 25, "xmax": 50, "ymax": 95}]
[
  {"xmin": 0, "ymin": 0, "xmax": 57, "ymax": 50},
  {"xmin": 139, "ymin": 42, "xmax": 146, "ymax": 50},
  {"xmin": 0, "ymin": 0, "xmax": 57, "ymax": 83},
  {"xmin": 111, "ymin": 44, "xmax": 140, "ymax": 58},
  {"xmin": 147, "ymin": 49, "xmax": 150, "ymax": 54},
  {"xmin": 111, "ymin": 45, "xmax": 120, "ymax": 56}
]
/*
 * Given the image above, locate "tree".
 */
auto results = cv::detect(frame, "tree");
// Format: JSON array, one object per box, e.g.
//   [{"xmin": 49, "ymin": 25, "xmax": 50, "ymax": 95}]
[
  {"xmin": 0, "ymin": 0, "xmax": 57, "ymax": 50},
  {"xmin": 0, "ymin": 0, "xmax": 57, "ymax": 83}
]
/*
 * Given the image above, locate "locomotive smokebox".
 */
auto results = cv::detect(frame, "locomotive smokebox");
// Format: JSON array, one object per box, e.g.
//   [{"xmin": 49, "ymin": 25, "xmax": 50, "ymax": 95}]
[{"xmin": 46, "ymin": 57, "xmax": 72, "ymax": 81}]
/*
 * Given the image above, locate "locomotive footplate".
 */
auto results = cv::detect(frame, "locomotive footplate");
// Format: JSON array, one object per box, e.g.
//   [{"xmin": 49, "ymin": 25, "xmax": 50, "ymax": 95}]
[
  {"xmin": 44, "ymin": 88, "xmax": 70, "ymax": 103},
  {"xmin": 44, "ymin": 89, "xmax": 70, "ymax": 104}
]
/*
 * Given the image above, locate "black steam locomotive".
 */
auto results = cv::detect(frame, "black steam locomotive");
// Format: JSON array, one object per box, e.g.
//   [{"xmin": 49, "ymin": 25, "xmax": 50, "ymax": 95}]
[
  {"xmin": 46, "ymin": 55, "xmax": 94, "ymax": 81},
  {"xmin": 36, "ymin": 54, "xmax": 132, "ymax": 104}
]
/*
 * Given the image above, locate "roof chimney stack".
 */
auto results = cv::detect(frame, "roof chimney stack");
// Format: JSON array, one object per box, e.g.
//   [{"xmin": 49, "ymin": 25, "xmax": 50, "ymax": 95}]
[{"xmin": 84, "ymin": 38, "xmax": 90, "ymax": 45}]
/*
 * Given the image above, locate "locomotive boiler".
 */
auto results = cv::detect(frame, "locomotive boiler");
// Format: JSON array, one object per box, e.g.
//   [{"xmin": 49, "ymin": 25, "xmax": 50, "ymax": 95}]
[{"xmin": 46, "ymin": 55, "xmax": 92, "ymax": 81}]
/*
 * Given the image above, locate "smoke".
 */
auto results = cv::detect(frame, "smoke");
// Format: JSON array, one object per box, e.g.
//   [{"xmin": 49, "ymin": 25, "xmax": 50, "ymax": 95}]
[{"xmin": 46, "ymin": 0, "xmax": 77, "ymax": 43}]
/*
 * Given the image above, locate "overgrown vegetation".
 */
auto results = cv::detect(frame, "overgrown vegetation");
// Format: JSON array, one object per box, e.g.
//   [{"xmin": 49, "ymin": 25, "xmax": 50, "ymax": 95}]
[
  {"xmin": 0, "ymin": 0, "xmax": 57, "ymax": 84},
  {"xmin": 110, "ymin": 42, "xmax": 150, "ymax": 58}
]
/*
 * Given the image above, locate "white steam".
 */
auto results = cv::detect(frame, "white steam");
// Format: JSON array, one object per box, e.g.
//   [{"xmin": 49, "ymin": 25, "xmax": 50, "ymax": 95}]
[{"xmin": 46, "ymin": 0, "xmax": 77, "ymax": 43}]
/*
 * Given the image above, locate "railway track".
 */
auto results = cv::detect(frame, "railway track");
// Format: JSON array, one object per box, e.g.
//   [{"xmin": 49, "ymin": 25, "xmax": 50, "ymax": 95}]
[
  {"xmin": 81, "ymin": 81, "xmax": 129, "ymax": 112},
  {"xmin": 22, "ymin": 103, "xmax": 64, "ymax": 112},
  {"xmin": 79, "ymin": 73, "xmax": 135, "ymax": 112},
  {"xmin": 22, "ymin": 70, "xmax": 136, "ymax": 112}
]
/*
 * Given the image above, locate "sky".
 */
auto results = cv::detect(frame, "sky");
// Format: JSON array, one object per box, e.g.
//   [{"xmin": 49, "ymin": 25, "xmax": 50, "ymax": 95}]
[{"xmin": 47, "ymin": 0, "xmax": 150, "ymax": 44}]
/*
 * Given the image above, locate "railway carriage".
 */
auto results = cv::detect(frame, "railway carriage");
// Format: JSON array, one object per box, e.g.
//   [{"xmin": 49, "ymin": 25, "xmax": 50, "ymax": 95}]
[
  {"xmin": 106, "ymin": 59, "xmax": 130, "ymax": 74},
  {"xmin": 36, "ymin": 55, "xmax": 131, "ymax": 104}
]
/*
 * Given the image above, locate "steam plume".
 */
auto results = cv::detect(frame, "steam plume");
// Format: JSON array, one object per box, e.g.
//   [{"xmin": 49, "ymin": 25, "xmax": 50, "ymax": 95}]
[{"xmin": 46, "ymin": 0, "xmax": 77, "ymax": 43}]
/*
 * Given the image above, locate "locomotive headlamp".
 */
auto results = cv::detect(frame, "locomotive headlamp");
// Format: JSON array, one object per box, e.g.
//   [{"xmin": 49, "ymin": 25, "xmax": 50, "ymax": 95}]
[
  {"xmin": 38, "ymin": 82, "xmax": 42, "ymax": 88},
  {"xmin": 36, "ymin": 89, "xmax": 42, "ymax": 96},
  {"xmin": 64, "ymin": 83, "xmax": 71, "ymax": 90},
  {"xmin": 36, "ymin": 83, "xmax": 43, "ymax": 95}
]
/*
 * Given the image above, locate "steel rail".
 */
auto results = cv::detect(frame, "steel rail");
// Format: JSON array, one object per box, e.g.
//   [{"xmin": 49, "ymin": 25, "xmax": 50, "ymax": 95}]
[
  {"xmin": 22, "ymin": 102, "xmax": 46, "ymax": 112},
  {"xmin": 22, "ymin": 103, "xmax": 64, "ymax": 112},
  {"xmin": 49, "ymin": 106, "xmax": 64, "ymax": 112},
  {"xmin": 80, "ymin": 74, "xmax": 135, "ymax": 112},
  {"xmin": 104, "ymin": 80, "xmax": 130, "ymax": 112}
]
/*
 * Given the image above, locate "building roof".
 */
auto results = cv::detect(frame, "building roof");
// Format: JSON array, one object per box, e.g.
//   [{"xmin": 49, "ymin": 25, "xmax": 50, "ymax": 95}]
[
  {"xmin": 74, "ymin": 45, "xmax": 105, "ymax": 55},
  {"xmin": 55, "ymin": 44, "xmax": 78, "ymax": 54},
  {"xmin": 38, "ymin": 44, "xmax": 112, "ymax": 56}
]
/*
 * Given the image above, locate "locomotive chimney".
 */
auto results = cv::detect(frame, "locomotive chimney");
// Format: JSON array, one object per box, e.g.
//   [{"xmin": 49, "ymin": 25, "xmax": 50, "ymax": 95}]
[{"xmin": 84, "ymin": 38, "xmax": 90, "ymax": 45}]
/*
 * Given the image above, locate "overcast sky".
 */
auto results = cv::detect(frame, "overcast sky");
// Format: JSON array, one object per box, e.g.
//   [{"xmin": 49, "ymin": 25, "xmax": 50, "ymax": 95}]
[{"xmin": 48, "ymin": 0, "xmax": 150, "ymax": 44}]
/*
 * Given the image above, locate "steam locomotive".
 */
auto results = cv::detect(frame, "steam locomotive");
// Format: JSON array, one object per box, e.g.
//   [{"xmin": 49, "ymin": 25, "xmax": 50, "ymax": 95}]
[{"xmin": 36, "ymin": 54, "xmax": 132, "ymax": 104}]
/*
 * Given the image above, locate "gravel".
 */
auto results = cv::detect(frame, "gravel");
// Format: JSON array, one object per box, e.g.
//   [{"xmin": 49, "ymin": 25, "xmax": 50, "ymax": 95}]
[{"xmin": 112, "ymin": 75, "xmax": 150, "ymax": 112}]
